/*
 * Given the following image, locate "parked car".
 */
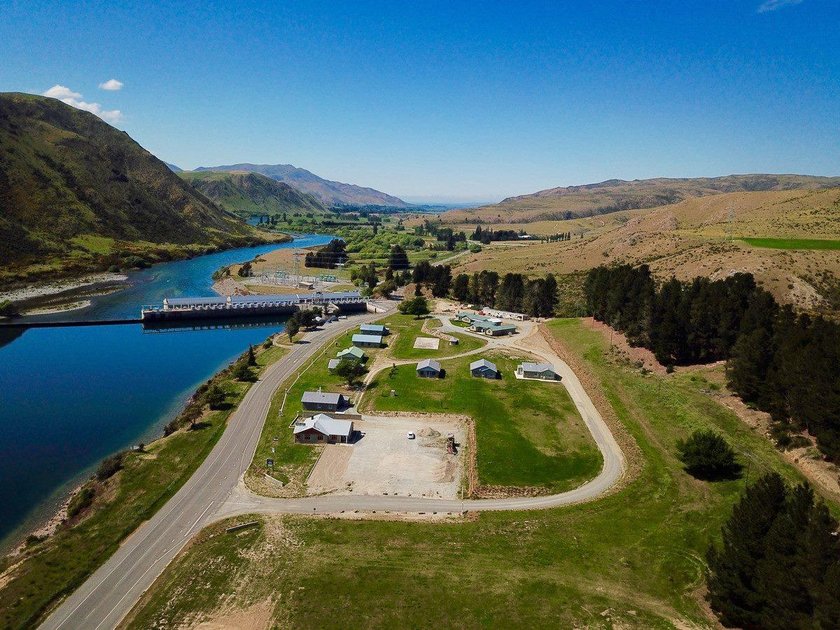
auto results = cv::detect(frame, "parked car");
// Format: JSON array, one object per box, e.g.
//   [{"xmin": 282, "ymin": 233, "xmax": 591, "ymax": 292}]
[{"xmin": 407, "ymin": 432, "xmax": 416, "ymax": 440}]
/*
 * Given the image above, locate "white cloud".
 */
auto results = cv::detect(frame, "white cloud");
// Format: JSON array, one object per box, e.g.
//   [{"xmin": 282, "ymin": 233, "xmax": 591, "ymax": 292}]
[
  {"xmin": 98, "ymin": 78, "xmax": 123, "ymax": 91},
  {"xmin": 43, "ymin": 84, "xmax": 82, "ymax": 100},
  {"xmin": 42, "ymin": 84, "xmax": 123, "ymax": 123},
  {"xmin": 757, "ymin": 0, "xmax": 803, "ymax": 13}
]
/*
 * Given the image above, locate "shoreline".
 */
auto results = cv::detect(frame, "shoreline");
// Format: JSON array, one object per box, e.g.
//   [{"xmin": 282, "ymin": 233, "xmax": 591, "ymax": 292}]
[{"xmin": 0, "ymin": 272, "xmax": 128, "ymax": 304}]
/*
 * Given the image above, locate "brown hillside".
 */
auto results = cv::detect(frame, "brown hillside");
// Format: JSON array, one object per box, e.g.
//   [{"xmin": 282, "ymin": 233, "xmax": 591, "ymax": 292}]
[{"xmin": 452, "ymin": 187, "xmax": 840, "ymax": 312}]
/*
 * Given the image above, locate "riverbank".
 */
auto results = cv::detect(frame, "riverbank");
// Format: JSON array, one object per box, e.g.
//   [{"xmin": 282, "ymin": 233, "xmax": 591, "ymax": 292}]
[
  {"xmin": 0, "ymin": 233, "xmax": 293, "ymax": 317},
  {"xmin": 0, "ymin": 272, "xmax": 128, "ymax": 316}
]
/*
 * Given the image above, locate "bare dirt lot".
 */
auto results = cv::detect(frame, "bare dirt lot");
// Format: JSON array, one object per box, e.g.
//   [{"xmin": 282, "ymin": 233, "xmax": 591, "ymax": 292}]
[
  {"xmin": 413, "ymin": 336, "xmax": 440, "ymax": 350},
  {"xmin": 307, "ymin": 415, "xmax": 464, "ymax": 498}
]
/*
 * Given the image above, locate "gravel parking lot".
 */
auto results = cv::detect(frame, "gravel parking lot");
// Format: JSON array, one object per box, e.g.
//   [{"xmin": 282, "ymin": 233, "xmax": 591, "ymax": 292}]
[{"xmin": 307, "ymin": 415, "xmax": 464, "ymax": 498}]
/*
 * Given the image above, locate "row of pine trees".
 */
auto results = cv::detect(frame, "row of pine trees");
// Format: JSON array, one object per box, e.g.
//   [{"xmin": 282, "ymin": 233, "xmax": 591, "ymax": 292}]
[{"xmin": 583, "ymin": 264, "xmax": 840, "ymax": 459}]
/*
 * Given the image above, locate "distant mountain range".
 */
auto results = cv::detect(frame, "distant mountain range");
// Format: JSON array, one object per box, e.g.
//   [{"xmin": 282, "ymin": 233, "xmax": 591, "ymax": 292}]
[
  {"xmin": 446, "ymin": 174, "xmax": 840, "ymax": 223},
  {"xmin": 180, "ymin": 171, "xmax": 329, "ymax": 217},
  {"xmin": 0, "ymin": 93, "xmax": 266, "ymax": 283},
  {"xmin": 194, "ymin": 163, "xmax": 410, "ymax": 208}
]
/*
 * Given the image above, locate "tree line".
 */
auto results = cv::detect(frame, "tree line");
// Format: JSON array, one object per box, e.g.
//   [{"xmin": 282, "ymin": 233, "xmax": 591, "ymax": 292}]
[
  {"xmin": 470, "ymin": 226, "xmax": 528, "ymax": 243},
  {"xmin": 708, "ymin": 473, "xmax": 840, "ymax": 628},
  {"xmin": 584, "ymin": 264, "xmax": 840, "ymax": 459},
  {"xmin": 304, "ymin": 239, "xmax": 349, "ymax": 269}
]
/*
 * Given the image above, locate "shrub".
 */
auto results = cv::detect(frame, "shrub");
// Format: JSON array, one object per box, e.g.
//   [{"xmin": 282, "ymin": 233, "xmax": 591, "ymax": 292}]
[
  {"xmin": 0, "ymin": 299, "xmax": 19, "ymax": 317},
  {"xmin": 67, "ymin": 486, "xmax": 96, "ymax": 518},
  {"xmin": 96, "ymin": 452, "xmax": 126, "ymax": 481},
  {"xmin": 676, "ymin": 430, "xmax": 741, "ymax": 480},
  {"xmin": 205, "ymin": 384, "xmax": 226, "ymax": 410}
]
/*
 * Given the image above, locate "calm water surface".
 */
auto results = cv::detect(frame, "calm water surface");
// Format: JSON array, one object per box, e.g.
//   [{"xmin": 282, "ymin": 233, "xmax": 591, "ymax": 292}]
[{"xmin": 0, "ymin": 235, "xmax": 331, "ymax": 549}]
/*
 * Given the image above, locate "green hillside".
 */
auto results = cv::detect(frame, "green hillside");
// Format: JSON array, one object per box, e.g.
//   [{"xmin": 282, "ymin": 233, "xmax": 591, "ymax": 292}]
[
  {"xmin": 180, "ymin": 170, "xmax": 330, "ymax": 217},
  {"xmin": 0, "ymin": 93, "xmax": 273, "ymax": 285}
]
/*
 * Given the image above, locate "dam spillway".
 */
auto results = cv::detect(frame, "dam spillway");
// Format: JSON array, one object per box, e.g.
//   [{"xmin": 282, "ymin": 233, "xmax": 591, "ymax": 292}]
[{"xmin": 140, "ymin": 290, "xmax": 366, "ymax": 322}]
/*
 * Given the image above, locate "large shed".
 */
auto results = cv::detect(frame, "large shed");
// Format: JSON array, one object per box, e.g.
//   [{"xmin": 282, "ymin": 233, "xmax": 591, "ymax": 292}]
[{"xmin": 352, "ymin": 334, "xmax": 384, "ymax": 348}]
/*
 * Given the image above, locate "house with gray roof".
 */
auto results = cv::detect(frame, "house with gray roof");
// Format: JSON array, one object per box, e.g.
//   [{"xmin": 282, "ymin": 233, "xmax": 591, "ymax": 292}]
[
  {"xmin": 470, "ymin": 321, "xmax": 517, "ymax": 336},
  {"xmin": 416, "ymin": 359, "xmax": 443, "ymax": 378},
  {"xmin": 516, "ymin": 362, "xmax": 560, "ymax": 381},
  {"xmin": 352, "ymin": 333, "xmax": 384, "ymax": 348},
  {"xmin": 327, "ymin": 358, "xmax": 341, "ymax": 372},
  {"xmin": 470, "ymin": 358, "xmax": 499, "ymax": 379},
  {"xmin": 301, "ymin": 390, "xmax": 346, "ymax": 412},
  {"xmin": 337, "ymin": 346, "xmax": 367, "ymax": 362},
  {"xmin": 360, "ymin": 323, "xmax": 389, "ymax": 335},
  {"xmin": 294, "ymin": 414, "xmax": 354, "ymax": 444}
]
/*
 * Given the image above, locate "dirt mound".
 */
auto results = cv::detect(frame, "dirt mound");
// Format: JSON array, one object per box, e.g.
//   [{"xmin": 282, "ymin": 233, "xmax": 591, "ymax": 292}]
[{"xmin": 417, "ymin": 427, "xmax": 441, "ymax": 438}]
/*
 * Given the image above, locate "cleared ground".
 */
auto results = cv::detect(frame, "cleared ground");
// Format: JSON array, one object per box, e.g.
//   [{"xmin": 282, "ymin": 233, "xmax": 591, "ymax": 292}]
[
  {"xmin": 307, "ymin": 416, "xmax": 464, "ymax": 499},
  {"xmin": 412, "ymin": 336, "xmax": 439, "ymax": 350}
]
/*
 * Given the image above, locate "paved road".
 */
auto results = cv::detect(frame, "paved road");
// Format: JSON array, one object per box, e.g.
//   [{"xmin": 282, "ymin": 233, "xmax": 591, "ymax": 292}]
[
  {"xmin": 42, "ymin": 310, "xmax": 626, "ymax": 629},
  {"xmin": 40, "ymin": 307, "xmax": 394, "ymax": 630}
]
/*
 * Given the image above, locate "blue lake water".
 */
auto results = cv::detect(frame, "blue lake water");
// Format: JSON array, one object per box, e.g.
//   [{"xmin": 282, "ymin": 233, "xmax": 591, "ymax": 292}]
[{"xmin": 0, "ymin": 235, "xmax": 331, "ymax": 549}]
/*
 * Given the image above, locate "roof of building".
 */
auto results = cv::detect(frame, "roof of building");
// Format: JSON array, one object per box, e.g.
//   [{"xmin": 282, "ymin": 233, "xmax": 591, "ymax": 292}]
[
  {"xmin": 293, "ymin": 414, "xmax": 353, "ymax": 438},
  {"xmin": 327, "ymin": 359, "xmax": 341, "ymax": 369},
  {"xmin": 337, "ymin": 346, "xmax": 366, "ymax": 359},
  {"xmin": 352, "ymin": 334, "xmax": 383, "ymax": 344},
  {"xmin": 164, "ymin": 296, "xmax": 228, "ymax": 307},
  {"xmin": 470, "ymin": 358, "xmax": 498, "ymax": 372},
  {"xmin": 457, "ymin": 312, "xmax": 488, "ymax": 321},
  {"xmin": 301, "ymin": 391, "xmax": 344, "ymax": 406},
  {"xmin": 360, "ymin": 323, "xmax": 388, "ymax": 333},
  {"xmin": 163, "ymin": 291, "xmax": 363, "ymax": 309},
  {"xmin": 472, "ymin": 321, "xmax": 516, "ymax": 332},
  {"xmin": 417, "ymin": 359, "xmax": 442, "ymax": 372},
  {"xmin": 520, "ymin": 362, "xmax": 556, "ymax": 374}
]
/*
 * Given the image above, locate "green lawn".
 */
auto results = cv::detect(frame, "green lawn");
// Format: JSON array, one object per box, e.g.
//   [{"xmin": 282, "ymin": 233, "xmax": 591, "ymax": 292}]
[
  {"xmin": 740, "ymin": 236, "xmax": 840, "ymax": 250},
  {"xmin": 124, "ymin": 319, "xmax": 823, "ymax": 629},
  {"xmin": 382, "ymin": 313, "xmax": 486, "ymax": 360},
  {"xmin": 0, "ymin": 341, "xmax": 286, "ymax": 630},
  {"xmin": 366, "ymin": 352, "xmax": 602, "ymax": 492}
]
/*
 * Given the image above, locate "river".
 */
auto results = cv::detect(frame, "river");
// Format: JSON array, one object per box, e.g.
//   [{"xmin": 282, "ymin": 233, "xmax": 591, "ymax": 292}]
[{"xmin": 0, "ymin": 234, "xmax": 331, "ymax": 550}]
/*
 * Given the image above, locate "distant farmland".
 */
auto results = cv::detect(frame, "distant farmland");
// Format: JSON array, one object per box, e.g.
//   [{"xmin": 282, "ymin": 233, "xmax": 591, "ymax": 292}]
[{"xmin": 740, "ymin": 237, "xmax": 840, "ymax": 250}]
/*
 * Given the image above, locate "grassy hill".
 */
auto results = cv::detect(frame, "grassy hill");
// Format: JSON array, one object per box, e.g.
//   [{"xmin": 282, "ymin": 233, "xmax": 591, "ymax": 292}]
[
  {"xmin": 194, "ymin": 162, "xmax": 410, "ymax": 208},
  {"xmin": 450, "ymin": 187, "xmax": 840, "ymax": 313},
  {"xmin": 445, "ymin": 174, "xmax": 840, "ymax": 224},
  {"xmin": 179, "ymin": 170, "xmax": 330, "ymax": 218},
  {"xmin": 0, "ymin": 93, "xmax": 272, "ymax": 285}
]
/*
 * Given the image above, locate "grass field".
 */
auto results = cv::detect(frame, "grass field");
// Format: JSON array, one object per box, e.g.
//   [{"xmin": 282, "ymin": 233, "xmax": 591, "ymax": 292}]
[
  {"xmin": 740, "ymin": 237, "xmax": 840, "ymax": 250},
  {"xmin": 124, "ymin": 318, "xmax": 822, "ymax": 629},
  {"xmin": 384, "ymin": 314, "xmax": 486, "ymax": 360},
  {"xmin": 0, "ymin": 341, "xmax": 287, "ymax": 630},
  {"xmin": 365, "ymin": 352, "xmax": 601, "ymax": 492}
]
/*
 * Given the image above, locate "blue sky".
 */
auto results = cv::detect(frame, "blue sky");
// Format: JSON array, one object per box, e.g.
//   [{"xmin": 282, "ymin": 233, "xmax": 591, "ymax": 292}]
[{"xmin": 1, "ymin": 0, "xmax": 838, "ymax": 202}]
